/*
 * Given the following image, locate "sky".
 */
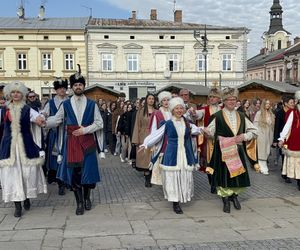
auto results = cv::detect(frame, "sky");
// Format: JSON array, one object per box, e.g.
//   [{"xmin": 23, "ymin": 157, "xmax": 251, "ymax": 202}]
[{"xmin": 0, "ymin": 0, "xmax": 299, "ymax": 58}]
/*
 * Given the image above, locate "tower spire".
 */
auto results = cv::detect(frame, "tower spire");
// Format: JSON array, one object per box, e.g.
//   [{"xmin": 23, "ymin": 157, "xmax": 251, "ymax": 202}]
[{"xmin": 267, "ymin": 0, "xmax": 285, "ymax": 34}]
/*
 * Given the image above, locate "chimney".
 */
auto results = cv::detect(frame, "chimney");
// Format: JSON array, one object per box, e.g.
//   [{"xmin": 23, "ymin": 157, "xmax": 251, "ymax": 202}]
[
  {"xmin": 38, "ymin": 5, "xmax": 45, "ymax": 21},
  {"xmin": 17, "ymin": 5, "xmax": 25, "ymax": 20},
  {"xmin": 174, "ymin": 10, "xmax": 182, "ymax": 23},
  {"xmin": 150, "ymin": 9, "xmax": 157, "ymax": 20},
  {"xmin": 294, "ymin": 36, "xmax": 300, "ymax": 45},
  {"xmin": 260, "ymin": 47, "xmax": 267, "ymax": 55},
  {"xmin": 287, "ymin": 40, "xmax": 292, "ymax": 48},
  {"xmin": 131, "ymin": 10, "xmax": 137, "ymax": 20}
]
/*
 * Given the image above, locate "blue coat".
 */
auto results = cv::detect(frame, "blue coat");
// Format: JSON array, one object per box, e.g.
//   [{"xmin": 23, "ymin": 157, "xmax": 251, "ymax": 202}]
[
  {"xmin": 152, "ymin": 119, "xmax": 198, "ymax": 170},
  {"xmin": 56, "ymin": 99, "xmax": 100, "ymax": 186}
]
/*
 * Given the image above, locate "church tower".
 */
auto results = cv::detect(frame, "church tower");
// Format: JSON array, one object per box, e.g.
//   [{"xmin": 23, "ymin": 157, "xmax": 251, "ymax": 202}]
[{"xmin": 263, "ymin": 0, "xmax": 291, "ymax": 52}]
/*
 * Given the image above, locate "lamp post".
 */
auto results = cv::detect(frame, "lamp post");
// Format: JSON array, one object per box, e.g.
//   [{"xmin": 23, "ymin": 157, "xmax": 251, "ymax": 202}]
[{"xmin": 194, "ymin": 25, "xmax": 208, "ymax": 87}]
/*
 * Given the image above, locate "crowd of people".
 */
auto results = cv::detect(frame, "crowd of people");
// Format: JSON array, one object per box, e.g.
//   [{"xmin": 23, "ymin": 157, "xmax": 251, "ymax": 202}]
[{"xmin": 0, "ymin": 66, "xmax": 299, "ymax": 217}]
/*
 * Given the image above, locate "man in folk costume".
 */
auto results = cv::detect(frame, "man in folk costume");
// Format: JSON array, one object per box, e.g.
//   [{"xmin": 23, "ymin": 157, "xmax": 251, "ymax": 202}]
[
  {"xmin": 196, "ymin": 87, "xmax": 222, "ymax": 193},
  {"xmin": 279, "ymin": 90, "xmax": 300, "ymax": 190},
  {"xmin": 205, "ymin": 87, "xmax": 259, "ymax": 213},
  {"xmin": 46, "ymin": 65, "xmax": 103, "ymax": 215},
  {"xmin": 43, "ymin": 78, "xmax": 69, "ymax": 195},
  {"xmin": 0, "ymin": 82, "xmax": 47, "ymax": 217}
]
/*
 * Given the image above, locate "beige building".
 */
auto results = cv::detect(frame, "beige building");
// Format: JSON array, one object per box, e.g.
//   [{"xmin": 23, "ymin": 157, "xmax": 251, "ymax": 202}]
[
  {"xmin": 0, "ymin": 7, "xmax": 88, "ymax": 97},
  {"xmin": 86, "ymin": 9, "xmax": 249, "ymax": 99}
]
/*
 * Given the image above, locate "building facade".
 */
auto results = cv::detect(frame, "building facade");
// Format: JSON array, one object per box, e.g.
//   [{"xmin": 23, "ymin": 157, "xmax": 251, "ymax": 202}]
[
  {"xmin": 0, "ymin": 7, "xmax": 88, "ymax": 97},
  {"xmin": 86, "ymin": 10, "xmax": 249, "ymax": 99}
]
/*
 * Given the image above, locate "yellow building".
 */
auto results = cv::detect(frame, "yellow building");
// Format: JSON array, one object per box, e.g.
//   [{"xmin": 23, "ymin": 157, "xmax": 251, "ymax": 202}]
[{"xmin": 0, "ymin": 10, "xmax": 89, "ymax": 97}]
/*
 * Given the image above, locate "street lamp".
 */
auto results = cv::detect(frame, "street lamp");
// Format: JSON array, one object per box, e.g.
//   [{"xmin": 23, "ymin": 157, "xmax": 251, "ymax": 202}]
[{"xmin": 194, "ymin": 25, "xmax": 209, "ymax": 87}]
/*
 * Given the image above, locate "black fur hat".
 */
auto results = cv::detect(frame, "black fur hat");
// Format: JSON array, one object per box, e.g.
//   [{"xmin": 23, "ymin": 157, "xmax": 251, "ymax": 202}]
[
  {"xmin": 69, "ymin": 64, "xmax": 86, "ymax": 88},
  {"xmin": 53, "ymin": 77, "xmax": 68, "ymax": 90}
]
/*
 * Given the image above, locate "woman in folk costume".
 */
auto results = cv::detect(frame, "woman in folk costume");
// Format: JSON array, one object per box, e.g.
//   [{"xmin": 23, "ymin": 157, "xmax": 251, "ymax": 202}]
[
  {"xmin": 0, "ymin": 82, "xmax": 47, "ymax": 217},
  {"xmin": 140, "ymin": 97, "xmax": 202, "ymax": 214},
  {"xmin": 148, "ymin": 91, "xmax": 172, "ymax": 185},
  {"xmin": 279, "ymin": 90, "xmax": 300, "ymax": 190},
  {"xmin": 43, "ymin": 78, "xmax": 69, "ymax": 195},
  {"xmin": 205, "ymin": 87, "xmax": 259, "ymax": 213},
  {"xmin": 253, "ymin": 99, "xmax": 275, "ymax": 175},
  {"xmin": 132, "ymin": 93, "xmax": 156, "ymax": 187}
]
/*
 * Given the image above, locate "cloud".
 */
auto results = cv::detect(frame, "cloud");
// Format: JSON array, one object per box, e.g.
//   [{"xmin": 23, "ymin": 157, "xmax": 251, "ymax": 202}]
[{"xmin": 102, "ymin": 0, "xmax": 300, "ymax": 58}]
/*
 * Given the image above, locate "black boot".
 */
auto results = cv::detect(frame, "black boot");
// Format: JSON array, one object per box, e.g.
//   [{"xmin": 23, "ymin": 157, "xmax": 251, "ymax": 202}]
[
  {"xmin": 285, "ymin": 177, "xmax": 292, "ymax": 183},
  {"xmin": 14, "ymin": 202, "xmax": 22, "ymax": 218},
  {"xmin": 222, "ymin": 197, "xmax": 230, "ymax": 213},
  {"xmin": 58, "ymin": 183, "xmax": 66, "ymax": 196},
  {"xmin": 145, "ymin": 174, "xmax": 152, "ymax": 188},
  {"xmin": 297, "ymin": 180, "xmax": 300, "ymax": 191},
  {"xmin": 23, "ymin": 198, "xmax": 31, "ymax": 211},
  {"xmin": 83, "ymin": 187, "xmax": 92, "ymax": 210},
  {"xmin": 173, "ymin": 202, "xmax": 183, "ymax": 214},
  {"xmin": 74, "ymin": 188, "xmax": 84, "ymax": 215},
  {"xmin": 230, "ymin": 194, "xmax": 241, "ymax": 210}
]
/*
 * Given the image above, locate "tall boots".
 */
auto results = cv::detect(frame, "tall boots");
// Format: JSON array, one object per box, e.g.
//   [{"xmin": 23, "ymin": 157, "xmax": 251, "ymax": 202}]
[
  {"xmin": 74, "ymin": 188, "xmax": 84, "ymax": 215},
  {"xmin": 23, "ymin": 198, "xmax": 31, "ymax": 211},
  {"xmin": 145, "ymin": 172, "xmax": 152, "ymax": 188},
  {"xmin": 222, "ymin": 197, "xmax": 230, "ymax": 213},
  {"xmin": 58, "ymin": 182, "xmax": 66, "ymax": 196},
  {"xmin": 14, "ymin": 202, "xmax": 22, "ymax": 218},
  {"xmin": 83, "ymin": 187, "xmax": 92, "ymax": 210},
  {"xmin": 229, "ymin": 194, "xmax": 241, "ymax": 210},
  {"xmin": 222, "ymin": 194, "xmax": 241, "ymax": 213},
  {"xmin": 173, "ymin": 202, "xmax": 183, "ymax": 214}
]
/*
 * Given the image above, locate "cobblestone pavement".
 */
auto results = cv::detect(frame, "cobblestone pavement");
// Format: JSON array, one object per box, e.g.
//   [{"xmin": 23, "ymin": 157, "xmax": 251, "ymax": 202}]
[{"xmin": 1, "ymin": 149, "xmax": 300, "ymax": 249}]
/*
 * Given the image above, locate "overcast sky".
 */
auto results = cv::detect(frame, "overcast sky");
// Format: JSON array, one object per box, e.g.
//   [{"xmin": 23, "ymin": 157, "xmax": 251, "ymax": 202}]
[{"xmin": 1, "ymin": 0, "xmax": 299, "ymax": 58}]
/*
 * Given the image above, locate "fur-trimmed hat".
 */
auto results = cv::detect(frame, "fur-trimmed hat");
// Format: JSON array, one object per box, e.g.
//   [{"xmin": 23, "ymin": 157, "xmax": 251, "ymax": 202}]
[
  {"xmin": 169, "ymin": 97, "xmax": 185, "ymax": 111},
  {"xmin": 53, "ymin": 77, "xmax": 68, "ymax": 90},
  {"xmin": 295, "ymin": 90, "xmax": 300, "ymax": 100},
  {"xmin": 158, "ymin": 91, "xmax": 172, "ymax": 103},
  {"xmin": 208, "ymin": 87, "xmax": 222, "ymax": 98},
  {"xmin": 69, "ymin": 64, "xmax": 85, "ymax": 88},
  {"xmin": 3, "ymin": 81, "xmax": 28, "ymax": 100},
  {"xmin": 222, "ymin": 87, "xmax": 239, "ymax": 100}
]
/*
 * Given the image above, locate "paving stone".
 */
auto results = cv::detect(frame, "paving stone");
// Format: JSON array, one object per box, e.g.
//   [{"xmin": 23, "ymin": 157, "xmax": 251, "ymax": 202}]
[
  {"xmin": 119, "ymin": 235, "xmax": 156, "ymax": 248},
  {"xmin": 62, "ymin": 238, "xmax": 82, "ymax": 249},
  {"xmin": 15, "ymin": 215, "xmax": 66, "ymax": 230},
  {"xmin": 0, "ymin": 215, "xmax": 19, "ymax": 230},
  {"xmin": 12, "ymin": 229, "xmax": 46, "ymax": 241},
  {"xmin": 0, "ymin": 230, "xmax": 15, "ymax": 241},
  {"xmin": 0, "ymin": 240, "xmax": 42, "ymax": 250},
  {"xmin": 129, "ymin": 220, "xmax": 150, "ymax": 235},
  {"xmin": 42, "ymin": 229, "xmax": 64, "ymax": 248},
  {"xmin": 82, "ymin": 236, "xmax": 122, "ymax": 249}
]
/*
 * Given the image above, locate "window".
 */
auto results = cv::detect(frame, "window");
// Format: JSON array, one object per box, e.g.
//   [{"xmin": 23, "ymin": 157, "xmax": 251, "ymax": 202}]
[
  {"xmin": 278, "ymin": 40, "xmax": 282, "ymax": 50},
  {"xmin": 17, "ymin": 53, "xmax": 27, "ymax": 70},
  {"xmin": 43, "ymin": 35, "xmax": 49, "ymax": 40},
  {"xmin": 64, "ymin": 53, "xmax": 74, "ymax": 70},
  {"xmin": 260, "ymin": 72, "xmax": 263, "ymax": 79},
  {"xmin": 170, "ymin": 35, "xmax": 175, "ymax": 40},
  {"xmin": 267, "ymin": 70, "xmax": 271, "ymax": 80},
  {"xmin": 196, "ymin": 54, "xmax": 208, "ymax": 71},
  {"xmin": 159, "ymin": 35, "xmax": 164, "ymax": 39},
  {"xmin": 18, "ymin": 35, "xmax": 24, "ymax": 40},
  {"xmin": 279, "ymin": 69, "xmax": 283, "ymax": 81},
  {"xmin": 102, "ymin": 54, "xmax": 113, "ymax": 71},
  {"xmin": 42, "ymin": 53, "xmax": 52, "ymax": 70},
  {"xmin": 130, "ymin": 35, "xmax": 135, "ymax": 40},
  {"xmin": 273, "ymin": 70, "xmax": 277, "ymax": 81},
  {"xmin": 226, "ymin": 36, "xmax": 230, "ymax": 40},
  {"xmin": 104, "ymin": 35, "xmax": 109, "ymax": 39},
  {"xmin": 66, "ymin": 36, "xmax": 71, "ymax": 40},
  {"xmin": 169, "ymin": 54, "xmax": 179, "ymax": 72},
  {"xmin": 128, "ymin": 54, "xmax": 138, "ymax": 72},
  {"xmin": 0, "ymin": 52, "xmax": 3, "ymax": 70},
  {"xmin": 222, "ymin": 54, "xmax": 232, "ymax": 71}
]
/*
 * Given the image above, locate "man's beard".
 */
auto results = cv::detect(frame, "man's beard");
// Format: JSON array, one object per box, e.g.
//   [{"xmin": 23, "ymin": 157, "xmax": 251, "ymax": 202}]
[{"xmin": 74, "ymin": 89, "xmax": 84, "ymax": 96}]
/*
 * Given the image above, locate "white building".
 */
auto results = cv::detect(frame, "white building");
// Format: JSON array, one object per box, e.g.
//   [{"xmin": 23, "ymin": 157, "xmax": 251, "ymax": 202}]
[{"xmin": 86, "ymin": 9, "xmax": 249, "ymax": 99}]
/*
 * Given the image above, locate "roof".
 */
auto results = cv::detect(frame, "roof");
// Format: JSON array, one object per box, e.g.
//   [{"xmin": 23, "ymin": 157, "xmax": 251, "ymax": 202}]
[
  {"xmin": 247, "ymin": 49, "xmax": 286, "ymax": 69},
  {"xmin": 84, "ymin": 83, "xmax": 121, "ymax": 96},
  {"xmin": 157, "ymin": 83, "xmax": 210, "ymax": 96},
  {"xmin": 88, "ymin": 18, "xmax": 248, "ymax": 31},
  {"xmin": 238, "ymin": 79, "xmax": 300, "ymax": 94},
  {"xmin": 0, "ymin": 17, "xmax": 89, "ymax": 30},
  {"xmin": 285, "ymin": 42, "xmax": 300, "ymax": 56}
]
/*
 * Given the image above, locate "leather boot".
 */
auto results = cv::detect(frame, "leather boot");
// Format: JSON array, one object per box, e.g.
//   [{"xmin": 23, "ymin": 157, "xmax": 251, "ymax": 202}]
[
  {"xmin": 14, "ymin": 202, "xmax": 22, "ymax": 218},
  {"xmin": 74, "ymin": 188, "xmax": 84, "ymax": 215},
  {"xmin": 58, "ymin": 183, "xmax": 66, "ymax": 196},
  {"xmin": 222, "ymin": 197, "xmax": 230, "ymax": 213},
  {"xmin": 23, "ymin": 198, "xmax": 31, "ymax": 211},
  {"xmin": 145, "ymin": 174, "xmax": 152, "ymax": 188},
  {"xmin": 83, "ymin": 187, "xmax": 92, "ymax": 210},
  {"xmin": 230, "ymin": 194, "xmax": 241, "ymax": 210},
  {"xmin": 173, "ymin": 202, "xmax": 183, "ymax": 214}
]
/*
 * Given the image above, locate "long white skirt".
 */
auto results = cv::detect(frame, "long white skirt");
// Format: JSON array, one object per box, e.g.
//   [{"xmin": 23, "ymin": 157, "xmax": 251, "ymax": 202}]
[
  {"xmin": 0, "ymin": 146, "xmax": 47, "ymax": 202},
  {"xmin": 282, "ymin": 155, "xmax": 300, "ymax": 179}
]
